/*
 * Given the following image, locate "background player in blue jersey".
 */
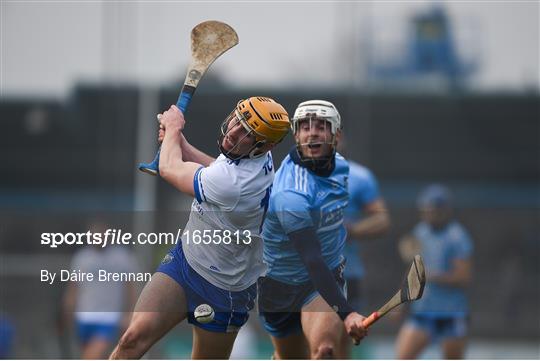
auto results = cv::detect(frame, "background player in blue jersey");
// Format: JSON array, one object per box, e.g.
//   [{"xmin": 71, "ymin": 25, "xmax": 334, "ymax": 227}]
[
  {"xmin": 339, "ymin": 146, "xmax": 390, "ymax": 357},
  {"xmin": 259, "ymin": 100, "xmax": 367, "ymax": 359},
  {"xmin": 341, "ymin": 151, "xmax": 390, "ymax": 310},
  {"xmin": 396, "ymin": 184, "xmax": 473, "ymax": 359}
]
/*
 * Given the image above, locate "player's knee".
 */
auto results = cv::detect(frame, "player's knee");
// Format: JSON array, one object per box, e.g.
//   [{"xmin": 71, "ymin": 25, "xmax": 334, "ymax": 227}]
[
  {"xmin": 118, "ymin": 325, "xmax": 146, "ymax": 352},
  {"xmin": 312, "ymin": 344, "xmax": 334, "ymax": 359}
]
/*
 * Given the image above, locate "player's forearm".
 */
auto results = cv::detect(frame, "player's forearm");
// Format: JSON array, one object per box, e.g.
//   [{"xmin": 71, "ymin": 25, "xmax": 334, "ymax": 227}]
[
  {"xmin": 159, "ymin": 125, "xmax": 185, "ymax": 176},
  {"xmin": 159, "ymin": 130, "xmax": 201, "ymax": 197},
  {"xmin": 63, "ymin": 282, "xmax": 76, "ymax": 310},
  {"xmin": 289, "ymin": 228, "xmax": 354, "ymax": 320},
  {"xmin": 180, "ymin": 134, "xmax": 214, "ymax": 166},
  {"xmin": 62, "ymin": 282, "xmax": 77, "ymax": 326},
  {"xmin": 428, "ymin": 269, "xmax": 471, "ymax": 288},
  {"xmin": 304, "ymin": 255, "xmax": 354, "ymax": 320},
  {"xmin": 431, "ymin": 258, "xmax": 472, "ymax": 288},
  {"xmin": 347, "ymin": 212, "xmax": 390, "ymax": 240}
]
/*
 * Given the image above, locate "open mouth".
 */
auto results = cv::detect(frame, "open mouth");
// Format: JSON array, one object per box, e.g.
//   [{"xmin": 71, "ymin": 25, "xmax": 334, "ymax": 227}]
[{"xmin": 307, "ymin": 144, "xmax": 322, "ymax": 149}]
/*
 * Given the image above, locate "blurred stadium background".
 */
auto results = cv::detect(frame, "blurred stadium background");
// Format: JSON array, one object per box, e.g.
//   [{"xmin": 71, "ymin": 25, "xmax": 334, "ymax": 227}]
[{"xmin": 1, "ymin": 1, "xmax": 539, "ymax": 359}]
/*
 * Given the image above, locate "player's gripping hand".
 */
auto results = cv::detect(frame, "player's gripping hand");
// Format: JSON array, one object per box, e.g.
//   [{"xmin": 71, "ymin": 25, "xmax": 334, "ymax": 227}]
[
  {"xmin": 158, "ymin": 115, "xmax": 165, "ymax": 142},
  {"xmin": 159, "ymin": 105, "xmax": 186, "ymax": 133},
  {"xmin": 158, "ymin": 113, "xmax": 189, "ymax": 153},
  {"xmin": 344, "ymin": 312, "xmax": 368, "ymax": 345},
  {"xmin": 398, "ymin": 234, "xmax": 421, "ymax": 263}
]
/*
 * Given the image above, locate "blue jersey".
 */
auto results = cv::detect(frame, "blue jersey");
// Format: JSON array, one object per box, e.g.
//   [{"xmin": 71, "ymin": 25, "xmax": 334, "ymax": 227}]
[
  {"xmin": 343, "ymin": 161, "xmax": 380, "ymax": 279},
  {"xmin": 411, "ymin": 221, "xmax": 473, "ymax": 316},
  {"xmin": 262, "ymin": 151, "xmax": 349, "ymax": 284}
]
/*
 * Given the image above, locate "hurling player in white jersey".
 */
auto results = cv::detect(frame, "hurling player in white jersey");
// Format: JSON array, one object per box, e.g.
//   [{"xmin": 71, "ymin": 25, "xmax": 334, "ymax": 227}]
[{"xmin": 110, "ymin": 97, "xmax": 290, "ymax": 359}]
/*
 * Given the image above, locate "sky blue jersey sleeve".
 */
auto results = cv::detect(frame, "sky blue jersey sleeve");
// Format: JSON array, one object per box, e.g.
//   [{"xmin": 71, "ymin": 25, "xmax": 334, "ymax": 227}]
[
  {"xmin": 450, "ymin": 226, "xmax": 474, "ymax": 260},
  {"xmin": 349, "ymin": 167, "xmax": 380, "ymax": 207},
  {"xmin": 273, "ymin": 190, "xmax": 314, "ymax": 234}
]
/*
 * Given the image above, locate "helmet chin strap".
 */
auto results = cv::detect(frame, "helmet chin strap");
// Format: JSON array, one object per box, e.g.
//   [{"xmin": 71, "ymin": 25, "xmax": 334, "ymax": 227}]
[
  {"xmin": 247, "ymin": 141, "xmax": 267, "ymax": 159},
  {"xmin": 295, "ymin": 134, "xmax": 337, "ymax": 171},
  {"xmin": 296, "ymin": 147, "xmax": 335, "ymax": 170}
]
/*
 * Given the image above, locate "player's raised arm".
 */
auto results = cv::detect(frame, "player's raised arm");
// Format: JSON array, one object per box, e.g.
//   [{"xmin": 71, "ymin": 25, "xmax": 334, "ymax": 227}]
[
  {"xmin": 158, "ymin": 105, "xmax": 203, "ymax": 197},
  {"xmin": 428, "ymin": 257, "xmax": 472, "ymax": 288},
  {"xmin": 179, "ymin": 133, "xmax": 215, "ymax": 166},
  {"xmin": 158, "ymin": 119, "xmax": 215, "ymax": 166},
  {"xmin": 347, "ymin": 198, "xmax": 390, "ymax": 240}
]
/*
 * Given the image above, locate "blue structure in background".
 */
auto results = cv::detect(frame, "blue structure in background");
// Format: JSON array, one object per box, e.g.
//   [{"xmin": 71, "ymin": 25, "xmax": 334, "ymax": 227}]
[{"xmin": 369, "ymin": 5, "xmax": 477, "ymax": 90}]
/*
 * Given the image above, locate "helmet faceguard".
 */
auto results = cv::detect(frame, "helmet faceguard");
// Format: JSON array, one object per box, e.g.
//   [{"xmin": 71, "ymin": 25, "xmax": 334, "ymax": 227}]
[
  {"xmin": 291, "ymin": 100, "xmax": 342, "ymax": 168},
  {"xmin": 218, "ymin": 97, "xmax": 290, "ymax": 160},
  {"xmin": 218, "ymin": 109, "xmax": 264, "ymax": 160}
]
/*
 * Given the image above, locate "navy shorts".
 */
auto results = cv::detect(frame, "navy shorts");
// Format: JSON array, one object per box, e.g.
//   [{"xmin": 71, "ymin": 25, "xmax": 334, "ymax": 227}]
[
  {"xmin": 156, "ymin": 242, "xmax": 257, "ymax": 333},
  {"xmin": 76, "ymin": 321, "xmax": 118, "ymax": 344},
  {"xmin": 407, "ymin": 313, "xmax": 469, "ymax": 341},
  {"xmin": 258, "ymin": 262, "xmax": 347, "ymax": 338}
]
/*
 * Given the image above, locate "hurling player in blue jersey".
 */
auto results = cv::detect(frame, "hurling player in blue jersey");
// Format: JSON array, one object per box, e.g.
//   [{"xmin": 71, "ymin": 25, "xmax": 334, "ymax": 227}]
[
  {"xmin": 259, "ymin": 100, "xmax": 367, "ymax": 359},
  {"xmin": 396, "ymin": 184, "xmax": 473, "ymax": 359}
]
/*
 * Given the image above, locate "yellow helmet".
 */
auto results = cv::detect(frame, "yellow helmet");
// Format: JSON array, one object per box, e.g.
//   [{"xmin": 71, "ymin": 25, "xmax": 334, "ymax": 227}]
[
  {"xmin": 236, "ymin": 97, "xmax": 290, "ymax": 144},
  {"xmin": 219, "ymin": 97, "xmax": 290, "ymax": 160}
]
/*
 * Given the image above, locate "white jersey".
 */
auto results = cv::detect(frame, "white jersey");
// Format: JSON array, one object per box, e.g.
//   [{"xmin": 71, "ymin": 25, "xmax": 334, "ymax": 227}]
[
  {"xmin": 182, "ymin": 152, "xmax": 275, "ymax": 291},
  {"xmin": 71, "ymin": 246, "xmax": 136, "ymax": 324}
]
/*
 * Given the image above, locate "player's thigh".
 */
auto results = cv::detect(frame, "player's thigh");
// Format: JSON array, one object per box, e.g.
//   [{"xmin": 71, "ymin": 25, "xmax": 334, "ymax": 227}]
[
  {"xmin": 338, "ymin": 325, "xmax": 353, "ymax": 359},
  {"xmin": 439, "ymin": 315, "xmax": 468, "ymax": 359},
  {"xmin": 270, "ymin": 333, "xmax": 309, "ymax": 359},
  {"xmin": 395, "ymin": 323, "xmax": 430, "ymax": 359},
  {"xmin": 191, "ymin": 326, "xmax": 238, "ymax": 359},
  {"xmin": 441, "ymin": 337, "xmax": 466, "ymax": 359},
  {"xmin": 129, "ymin": 272, "xmax": 188, "ymax": 339},
  {"xmin": 301, "ymin": 295, "xmax": 345, "ymax": 355}
]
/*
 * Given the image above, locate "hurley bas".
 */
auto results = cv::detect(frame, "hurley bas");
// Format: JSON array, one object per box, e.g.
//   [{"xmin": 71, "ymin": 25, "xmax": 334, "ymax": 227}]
[{"xmin": 41, "ymin": 269, "xmax": 152, "ymax": 285}]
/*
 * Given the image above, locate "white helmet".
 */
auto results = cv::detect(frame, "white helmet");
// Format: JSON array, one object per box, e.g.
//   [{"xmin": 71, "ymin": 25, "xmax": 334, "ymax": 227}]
[{"xmin": 291, "ymin": 100, "xmax": 342, "ymax": 134}]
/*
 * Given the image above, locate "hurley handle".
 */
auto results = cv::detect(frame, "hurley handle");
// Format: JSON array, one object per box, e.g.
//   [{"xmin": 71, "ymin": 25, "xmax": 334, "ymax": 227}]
[
  {"xmin": 137, "ymin": 85, "xmax": 195, "ymax": 175},
  {"xmin": 361, "ymin": 311, "xmax": 380, "ymax": 329}
]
